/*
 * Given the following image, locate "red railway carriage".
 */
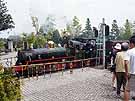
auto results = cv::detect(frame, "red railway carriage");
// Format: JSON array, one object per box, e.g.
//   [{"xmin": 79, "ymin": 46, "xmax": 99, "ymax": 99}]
[
  {"xmin": 105, "ymin": 40, "xmax": 129, "ymax": 66},
  {"xmin": 106, "ymin": 40, "xmax": 129, "ymax": 49}
]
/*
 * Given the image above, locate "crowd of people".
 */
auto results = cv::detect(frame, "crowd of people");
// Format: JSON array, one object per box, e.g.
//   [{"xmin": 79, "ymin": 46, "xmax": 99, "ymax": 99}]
[{"xmin": 110, "ymin": 35, "xmax": 135, "ymax": 101}]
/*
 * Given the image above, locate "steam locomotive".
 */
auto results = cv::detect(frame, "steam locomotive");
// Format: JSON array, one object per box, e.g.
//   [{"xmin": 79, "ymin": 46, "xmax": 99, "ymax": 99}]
[
  {"xmin": 14, "ymin": 37, "xmax": 97, "ymax": 76},
  {"xmin": 16, "ymin": 47, "xmax": 67, "ymax": 65},
  {"xmin": 15, "ymin": 47, "xmax": 75, "ymax": 76},
  {"xmin": 15, "ymin": 38, "xmax": 97, "ymax": 66}
]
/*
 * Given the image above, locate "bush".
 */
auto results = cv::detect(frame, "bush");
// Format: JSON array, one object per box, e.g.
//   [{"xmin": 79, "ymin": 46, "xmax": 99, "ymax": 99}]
[{"xmin": 0, "ymin": 64, "xmax": 21, "ymax": 101}]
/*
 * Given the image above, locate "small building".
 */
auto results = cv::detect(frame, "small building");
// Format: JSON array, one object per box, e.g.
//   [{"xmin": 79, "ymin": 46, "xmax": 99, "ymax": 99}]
[{"xmin": 7, "ymin": 39, "xmax": 13, "ymax": 52}]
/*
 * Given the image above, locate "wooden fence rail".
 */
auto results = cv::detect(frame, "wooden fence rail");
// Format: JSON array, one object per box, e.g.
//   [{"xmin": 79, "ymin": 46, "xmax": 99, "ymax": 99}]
[{"xmin": 11, "ymin": 57, "xmax": 103, "ymax": 80}]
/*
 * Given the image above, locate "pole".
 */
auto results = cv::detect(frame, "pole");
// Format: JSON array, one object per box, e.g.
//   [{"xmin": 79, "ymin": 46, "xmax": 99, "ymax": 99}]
[{"xmin": 102, "ymin": 18, "xmax": 106, "ymax": 69}]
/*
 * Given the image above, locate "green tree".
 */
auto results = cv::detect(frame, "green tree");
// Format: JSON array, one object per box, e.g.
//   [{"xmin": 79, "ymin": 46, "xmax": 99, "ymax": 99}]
[
  {"xmin": 111, "ymin": 20, "xmax": 119, "ymax": 39},
  {"xmin": 123, "ymin": 19, "xmax": 132, "ymax": 39},
  {"xmin": 71, "ymin": 16, "xmax": 82, "ymax": 38},
  {"xmin": 22, "ymin": 33, "xmax": 27, "ymax": 42},
  {"xmin": 45, "ymin": 31, "xmax": 53, "ymax": 41},
  {"xmin": 0, "ymin": 0, "xmax": 14, "ymax": 31},
  {"xmin": 61, "ymin": 29, "xmax": 67, "ymax": 37},
  {"xmin": 66, "ymin": 23, "xmax": 72, "ymax": 34},
  {"xmin": 31, "ymin": 16, "xmax": 39, "ymax": 34},
  {"xmin": 82, "ymin": 18, "xmax": 93, "ymax": 38},
  {"xmin": 118, "ymin": 19, "xmax": 132, "ymax": 40},
  {"xmin": 0, "ymin": 66, "xmax": 21, "ymax": 101},
  {"xmin": 22, "ymin": 32, "xmax": 36, "ymax": 49},
  {"xmin": 66, "ymin": 16, "xmax": 82, "ymax": 38},
  {"xmin": 132, "ymin": 21, "xmax": 135, "ymax": 33},
  {"xmin": 39, "ymin": 26, "xmax": 44, "ymax": 34},
  {"xmin": 27, "ymin": 32, "xmax": 35, "ymax": 49},
  {"xmin": 39, "ymin": 15, "xmax": 56, "ymax": 35},
  {"xmin": 52, "ymin": 30, "xmax": 62, "ymax": 44},
  {"xmin": 34, "ymin": 35, "xmax": 47, "ymax": 48},
  {"xmin": 117, "ymin": 27, "xmax": 125, "ymax": 40},
  {"xmin": 0, "ymin": 39, "xmax": 4, "ymax": 49}
]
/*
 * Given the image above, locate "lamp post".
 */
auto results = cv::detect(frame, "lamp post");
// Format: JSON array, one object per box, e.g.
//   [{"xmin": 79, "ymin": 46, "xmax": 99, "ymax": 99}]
[{"xmin": 102, "ymin": 18, "xmax": 106, "ymax": 69}]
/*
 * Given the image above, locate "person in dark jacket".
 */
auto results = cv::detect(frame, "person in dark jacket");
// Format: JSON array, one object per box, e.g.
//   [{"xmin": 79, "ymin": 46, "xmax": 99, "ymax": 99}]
[{"xmin": 111, "ymin": 43, "xmax": 121, "ymax": 90}]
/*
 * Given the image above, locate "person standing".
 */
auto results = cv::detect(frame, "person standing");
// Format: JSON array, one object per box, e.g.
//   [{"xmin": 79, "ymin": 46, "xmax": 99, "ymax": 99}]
[
  {"xmin": 111, "ymin": 43, "xmax": 121, "ymax": 90},
  {"xmin": 115, "ymin": 42, "xmax": 129, "ymax": 97},
  {"xmin": 124, "ymin": 36, "xmax": 135, "ymax": 100}
]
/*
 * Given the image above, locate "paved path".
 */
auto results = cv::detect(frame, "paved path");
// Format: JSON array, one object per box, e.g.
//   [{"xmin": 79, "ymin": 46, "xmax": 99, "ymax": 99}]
[{"xmin": 21, "ymin": 67, "xmax": 128, "ymax": 101}]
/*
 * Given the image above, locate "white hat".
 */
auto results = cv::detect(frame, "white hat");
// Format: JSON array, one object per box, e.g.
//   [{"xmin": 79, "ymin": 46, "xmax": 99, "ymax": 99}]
[
  {"xmin": 114, "ymin": 43, "xmax": 121, "ymax": 50},
  {"xmin": 48, "ymin": 41, "xmax": 54, "ymax": 44}
]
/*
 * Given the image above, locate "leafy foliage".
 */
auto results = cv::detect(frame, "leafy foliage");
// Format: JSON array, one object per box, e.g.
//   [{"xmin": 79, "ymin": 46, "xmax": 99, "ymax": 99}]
[
  {"xmin": 117, "ymin": 19, "xmax": 133, "ymax": 40},
  {"xmin": 22, "ymin": 33, "xmax": 27, "ymax": 42},
  {"xmin": 0, "ymin": 64, "xmax": 21, "ymax": 101},
  {"xmin": 117, "ymin": 27, "xmax": 125, "ymax": 40},
  {"xmin": 72, "ymin": 16, "xmax": 82, "ymax": 37},
  {"xmin": 111, "ymin": 20, "xmax": 119, "ymax": 39},
  {"xmin": 0, "ymin": 39, "xmax": 4, "ymax": 48},
  {"xmin": 31, "ymin": 16, "xmax": 39, "ymax": 34},
  {"xmin": 132, "ymin": 21, "xmax": 135, "ymax": 33},
  {"xmin": 0, "ymin": 0, "xmax": 14, "ymax": 31},
  {"xmin": 39, "ymin": 15, "xmax": 56, "ymax": 35},
  {"xmin": 34, "ymin": 35, "xmax": 47, "ymax": 48},
  {"xmin": 66, "ymin": 16, "xmax": 82, "ymax": 38},
  {"xmin": 27, "ymin": 32, "xmax": 35, "ymax": 45},
  {"xmin": 52, "ymin": 30, "xmax": 62, "ymax": 44},
  {"xmin": 124, "ymin": 19, "xmax": 132, "ymax": 39},
  {"xmin": 21, "ymin": 32, "xmax": 36, "ymax": 49},
  {"xmin": 45, "ymin": 31, "xmax": 53, "ymax": 41},
  {"xmin": 81, "ymin": 18, "xmax": 93, "ymax": 38}
]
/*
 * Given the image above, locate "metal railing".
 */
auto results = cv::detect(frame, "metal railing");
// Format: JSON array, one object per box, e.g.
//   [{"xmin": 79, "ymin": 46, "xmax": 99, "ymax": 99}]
[{"xmin": 11, "ymin": 57, "xmax": 100, "ymax": 80}]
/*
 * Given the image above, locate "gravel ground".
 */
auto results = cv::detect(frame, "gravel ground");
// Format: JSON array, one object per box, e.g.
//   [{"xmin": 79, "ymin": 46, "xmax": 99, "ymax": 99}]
[{"xmin": 21, "ymin": 67, "xmax": 130, "ymax": 101}]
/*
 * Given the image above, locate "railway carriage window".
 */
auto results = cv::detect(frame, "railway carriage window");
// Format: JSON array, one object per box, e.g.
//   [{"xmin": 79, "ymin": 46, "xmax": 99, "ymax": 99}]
[
  {"xmin": 28, "ymin": 56, "xmax": 32, "ymax": 61},
  {"xmin": 56, "ymin": 52, "xmax": 61, "ymax": 57},
  {"xmin": 31, "ymin": 54, "xmax": 36, "ymax": 60},
  {"xmin": 38, "ymin": 55, "xmax": 41, "ymax": 59},
  {"xmin": 41, "ymin": 54, "xmax": 48, "ymax": 59},
  {"xmin": 76, "ymin": 45, "xmax": 80, "ymax": 50},
  {"xmin": 48, "ymin": 53, "xmax": 52, "ymax": 58},
  {"xmin": 80, "ymin": 44, "xmax": 84, "ymax": 50}
]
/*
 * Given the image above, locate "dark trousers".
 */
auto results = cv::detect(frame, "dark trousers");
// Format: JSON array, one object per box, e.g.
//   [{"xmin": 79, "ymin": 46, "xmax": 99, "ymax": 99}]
[
  {"xmin": 116, "ymin": 72, "xmax": 127, "ymax": 95},
  {"xmin": 129, "ymin": 74, "xmax": 135, "ymax": 96}
]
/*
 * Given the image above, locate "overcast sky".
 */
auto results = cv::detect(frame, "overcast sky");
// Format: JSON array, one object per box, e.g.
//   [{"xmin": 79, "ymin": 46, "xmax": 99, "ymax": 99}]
[{"xmin": 1, "ymin": 0, "xmax": 135, "ymax": 38}]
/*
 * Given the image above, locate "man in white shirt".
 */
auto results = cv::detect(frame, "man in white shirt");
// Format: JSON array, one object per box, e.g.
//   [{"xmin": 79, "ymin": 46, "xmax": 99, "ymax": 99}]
[{"xmin": 124, "ymin": 36, "xmax": 135, "ymax": 100}]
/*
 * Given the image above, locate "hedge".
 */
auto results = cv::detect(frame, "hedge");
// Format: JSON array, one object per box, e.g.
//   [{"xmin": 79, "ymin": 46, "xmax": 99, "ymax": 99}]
[{"xmin": 0, "ymin": 64, "xmax": 21, "ymax": 101}]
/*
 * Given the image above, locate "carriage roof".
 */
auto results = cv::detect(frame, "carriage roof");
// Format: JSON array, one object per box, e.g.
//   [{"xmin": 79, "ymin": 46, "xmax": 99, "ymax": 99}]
[{"xmin": 21, "ymin": 47, "xmax": 66, "ymax": 56}]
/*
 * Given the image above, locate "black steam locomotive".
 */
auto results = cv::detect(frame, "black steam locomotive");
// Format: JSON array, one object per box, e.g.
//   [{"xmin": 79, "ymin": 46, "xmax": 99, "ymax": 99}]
[
  {"xmin": 15, "ymin": 47, "xmax": 75, "ymax": 74},
  {"xmin": 14, "ymin": 37, "xmax": 97, "ymax": 75},
  {"xmin": 69, "ymin": 38, "xmax": 97, "ymax": 58},
  {"xmin": 16, "ymin": 48, "xmax": 67, "ymax": 65}
]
